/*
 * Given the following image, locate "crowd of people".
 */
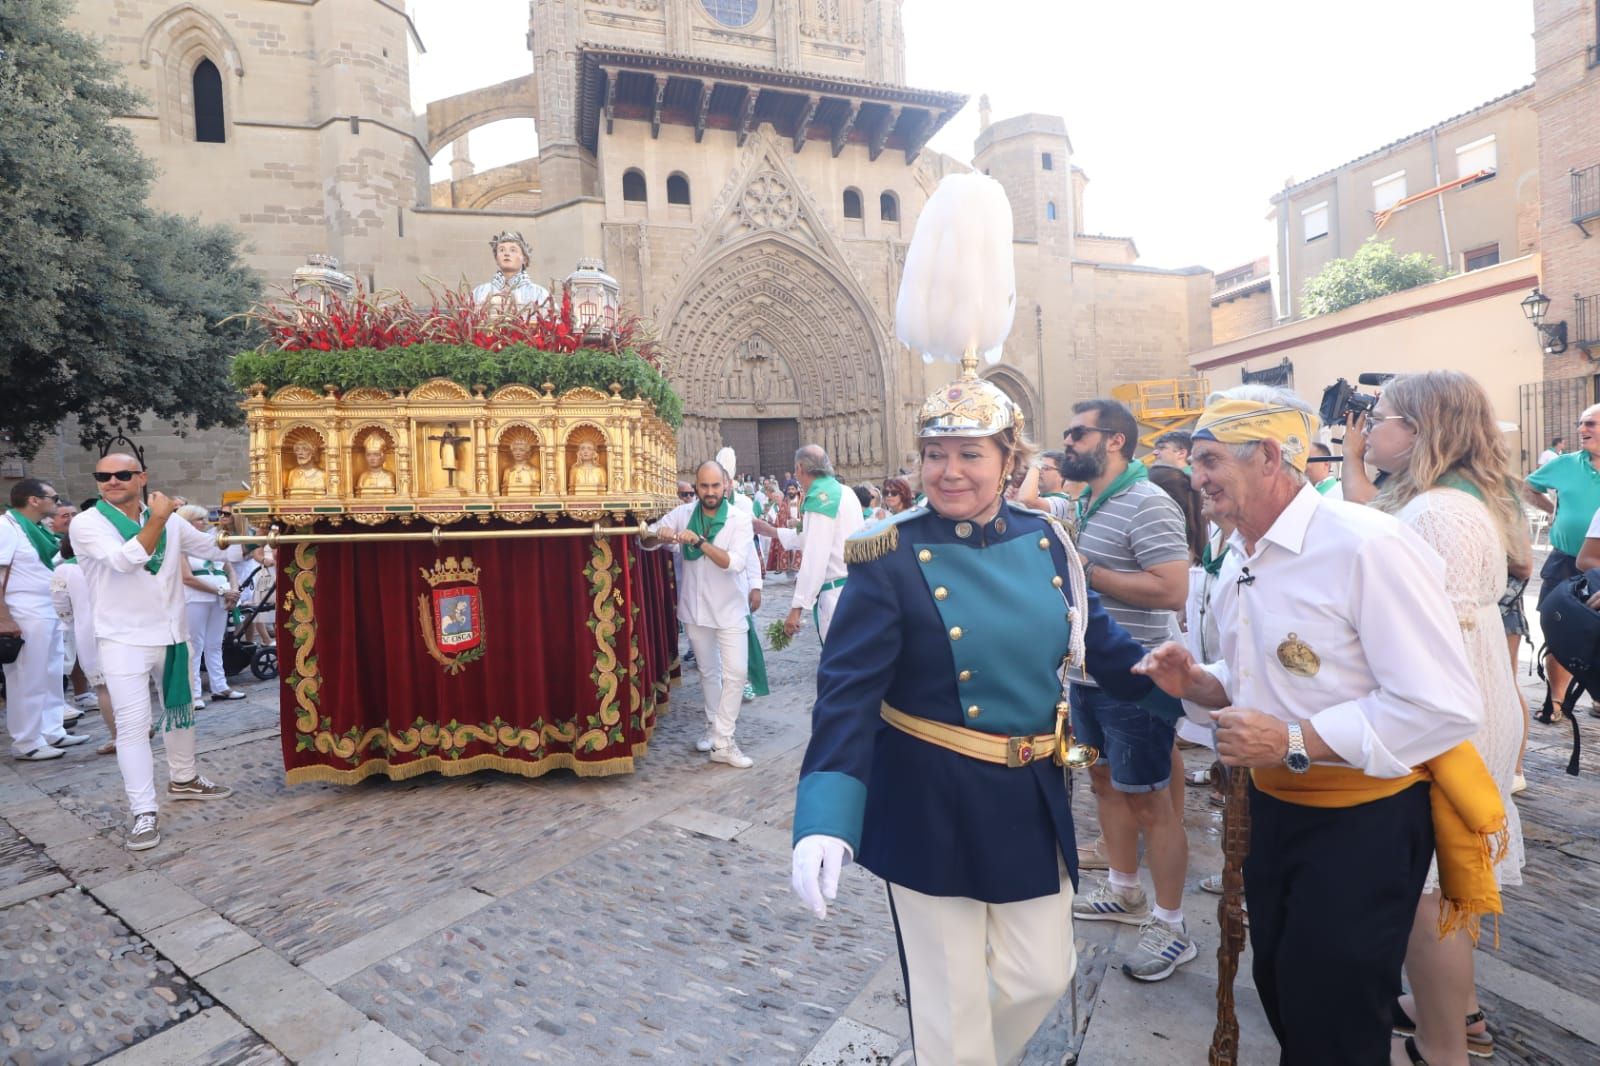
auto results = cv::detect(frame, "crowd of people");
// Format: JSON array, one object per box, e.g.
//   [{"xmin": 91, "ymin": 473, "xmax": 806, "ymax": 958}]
[{"xmin": 2, "ymin": 459, "xmax": 278, "ymax": 851}]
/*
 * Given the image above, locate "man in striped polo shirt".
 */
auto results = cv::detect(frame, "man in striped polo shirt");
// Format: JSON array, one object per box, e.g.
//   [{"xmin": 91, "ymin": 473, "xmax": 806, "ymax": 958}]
[{"xmin": 1061, "ymin": 398, "xmax": 1196, "ymax": 982}]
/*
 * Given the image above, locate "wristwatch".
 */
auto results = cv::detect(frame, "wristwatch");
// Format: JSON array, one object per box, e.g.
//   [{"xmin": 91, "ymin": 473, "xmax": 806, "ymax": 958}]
[{"xmin": 1284, "ymin": 722, "xmax": 1311, "ymax": 774}]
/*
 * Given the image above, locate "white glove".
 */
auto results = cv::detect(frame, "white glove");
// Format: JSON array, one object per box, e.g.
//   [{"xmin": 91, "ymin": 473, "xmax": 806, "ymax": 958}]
[{"xmin": 791, "ymin": 834, "xmax": 851, "ymax": 920}]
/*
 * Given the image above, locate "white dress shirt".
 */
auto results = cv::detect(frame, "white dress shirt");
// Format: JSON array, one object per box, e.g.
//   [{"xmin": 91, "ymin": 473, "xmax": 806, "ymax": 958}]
[
  {"xmin": 0, "ymin": 512, "xmax": 57, "ymax": 618},
  {"xmin": 646, "ymin": 501, "xmax": 753, "ymax": 630},
  {"xmin": 774, "ymin": 483, "xmax": 865, "ymax": 609},
  {"xmin": 70, "ymin": 507, "xmax": 243, "ymax": 648},
  {"xmin": 730, "ymin": 492, "xmax": 764, "ymax": 599},
  {"xmin": 1196, "ymin": 484, "xmax": 1482, "ymax": 778}
]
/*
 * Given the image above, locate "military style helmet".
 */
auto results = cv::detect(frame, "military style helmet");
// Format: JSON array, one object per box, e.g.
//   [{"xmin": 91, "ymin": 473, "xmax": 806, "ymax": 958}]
[{"xmin": 917, "ymin": 372, "xmax": 1024, "ymax": 440}]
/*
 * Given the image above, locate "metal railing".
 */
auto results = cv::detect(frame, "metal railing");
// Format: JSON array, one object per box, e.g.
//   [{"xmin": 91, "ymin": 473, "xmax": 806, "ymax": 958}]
[
  {"xmin": 1574, "ymin": 164, "xmax": 1600, "ymax": 230},
  {"xmin": 1577, "ymin": 293, "xmax": 1600, "ymax": 353},
  {"xmin": 1518, "ymin": 377, "xmax": 1591, "ymax": 476}
]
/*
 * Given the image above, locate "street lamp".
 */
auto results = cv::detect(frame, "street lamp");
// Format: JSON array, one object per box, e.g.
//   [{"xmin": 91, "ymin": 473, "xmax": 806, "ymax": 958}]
[
  {"xmin": 565, "ymin": 258, "xmax": 620, "ymax": 343},
  {"xmin": 1521, "ymin": 287, "xmax": 1568, "ymax": 355}
]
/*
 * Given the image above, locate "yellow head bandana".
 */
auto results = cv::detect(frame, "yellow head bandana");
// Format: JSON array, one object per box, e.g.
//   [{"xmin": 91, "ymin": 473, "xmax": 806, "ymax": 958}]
[{"xmin": 1193, "ymin": 398, "xmax": 1321, "ymax": 472}]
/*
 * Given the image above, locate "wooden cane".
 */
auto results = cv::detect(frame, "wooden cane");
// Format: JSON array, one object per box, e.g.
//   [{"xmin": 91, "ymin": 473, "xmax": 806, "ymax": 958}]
[{"xmin": 1208, "ymin": 763, "xmax": 1252, "ymax": 1066}]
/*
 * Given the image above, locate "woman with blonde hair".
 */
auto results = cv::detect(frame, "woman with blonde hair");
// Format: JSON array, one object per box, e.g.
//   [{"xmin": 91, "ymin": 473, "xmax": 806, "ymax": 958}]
[{"xmin": 1361, "ymin": 369, "xmax": 1526, "ymax": 1065}]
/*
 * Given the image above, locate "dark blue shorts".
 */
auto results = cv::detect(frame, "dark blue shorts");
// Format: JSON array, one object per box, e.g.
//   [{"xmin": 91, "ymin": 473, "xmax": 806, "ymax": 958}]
[{"xmin": 1070, "ymin": 683, "xmax": 1176, "ymax": 793}]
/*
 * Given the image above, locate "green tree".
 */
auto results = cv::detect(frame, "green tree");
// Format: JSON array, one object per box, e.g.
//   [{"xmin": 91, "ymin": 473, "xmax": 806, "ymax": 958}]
[
  {"xmin": 0, "ymin": 0, "xmax": 260, "ymax": 458},
  {"xmin": 1299, "ymin": 238, "xmax": 1446, "ymax": 317}
]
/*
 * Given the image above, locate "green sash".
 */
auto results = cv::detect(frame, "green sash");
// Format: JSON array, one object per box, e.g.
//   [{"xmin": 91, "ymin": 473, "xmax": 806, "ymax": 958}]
[
  {"xmin": 1200, "ymin": 537, "xmax": 1230, "ymax": 577},
  {"xmin": 683, "ymin": 498, "xmax": 729, "ymax": 561},
  {"xmin": 745, "ymin": 614, "xmax": 769, "ymax": 697},
  {"xmin": 1077, "ymin": 462, "xmax": 1148, "ymax": 524},
  {"xmin": 6, "ymin": 509, "xmax": 59, "ymax": 570},
  {"xmin": 1314, "ymin": 476, "xmax": 1339, "ymax": 495},
  {"xmin": 93, "ymin": 500, "xmax": 192, "ymax": 727},
  {"xmin": 803, "ymin": 476, "xmax": 844, "ymax": 519},
  {"xmin": 1438, "ymin": 472, "xmax": 1486, "ymax": 502}
]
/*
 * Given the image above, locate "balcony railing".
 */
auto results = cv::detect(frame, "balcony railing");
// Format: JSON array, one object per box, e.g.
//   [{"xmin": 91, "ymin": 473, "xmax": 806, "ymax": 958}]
[
  {"xmin": 1574, "ymin": 164, "xmax": 1600, "ymax": 233},
  {"xmin": 1577, "ymin": 293, "xmax": 1600, "ymax": 353}
]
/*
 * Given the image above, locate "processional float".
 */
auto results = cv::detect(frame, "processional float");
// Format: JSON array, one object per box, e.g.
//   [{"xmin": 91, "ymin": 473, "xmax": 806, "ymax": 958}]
[{"xmin": 225, "ymin": 245, "xmax": 683, "ymax": 784}]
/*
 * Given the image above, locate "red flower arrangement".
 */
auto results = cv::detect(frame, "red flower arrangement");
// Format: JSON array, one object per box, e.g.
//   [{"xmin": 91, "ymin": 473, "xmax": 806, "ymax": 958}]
[{"xmin": 245, "ymin": 281, "xmax": 661, "ymax": 367}]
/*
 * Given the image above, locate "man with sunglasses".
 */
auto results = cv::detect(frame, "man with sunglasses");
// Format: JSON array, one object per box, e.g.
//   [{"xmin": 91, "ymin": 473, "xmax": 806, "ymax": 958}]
[
  {"xmin": 3, "ymin": 478, "xmax": 91, "ymax": 760},
  {"xmin": 70, "ymin": 455, "xmax": 243, "ymax": 851},
  {"xmin": 1059, "ymin": 399, "xmax": 1195, "ymax": 983}
]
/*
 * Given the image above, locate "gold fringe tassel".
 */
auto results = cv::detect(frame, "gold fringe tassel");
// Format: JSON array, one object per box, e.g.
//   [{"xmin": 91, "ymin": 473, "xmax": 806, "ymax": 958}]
[{"xmin": 845, "ymin": 524, "xmax": 898, "ymax": 565}]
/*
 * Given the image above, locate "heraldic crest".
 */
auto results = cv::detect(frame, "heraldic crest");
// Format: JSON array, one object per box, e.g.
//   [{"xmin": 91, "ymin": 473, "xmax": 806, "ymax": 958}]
[{"xmin": 417, "ymin": 556, "xmax": 486, "ymax": 674}]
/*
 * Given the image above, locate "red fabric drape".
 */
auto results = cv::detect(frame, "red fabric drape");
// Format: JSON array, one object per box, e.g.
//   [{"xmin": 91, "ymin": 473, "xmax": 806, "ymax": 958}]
[{"xmin": 276, "ymin": 525, "xmax": 678, "ymax": 785}]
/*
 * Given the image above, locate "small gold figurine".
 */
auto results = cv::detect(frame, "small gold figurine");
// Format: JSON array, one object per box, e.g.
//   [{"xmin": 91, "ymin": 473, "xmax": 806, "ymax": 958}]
[
  {"xmin": 500, "ymin": 433, "xmax": 541, "ymax": 495},
  {"xmin": 284, "ymin": 439, "xmax": 327, "ymax": 498},
  {"xmin": 568, "ymin": 440, "xmax": 607, "ymax": 494},
  {"xmin": 356, "ymin": 435, "xmax": 395, "ymax": 496}
]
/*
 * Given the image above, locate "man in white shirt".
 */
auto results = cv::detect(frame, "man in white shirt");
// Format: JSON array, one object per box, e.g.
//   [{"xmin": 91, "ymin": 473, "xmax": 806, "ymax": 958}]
[
  {"xmin": 643, "ymin": 460, "xmax": 756, "ymax": 768},
  {"xmin": 752, "ymin": 445, "xmax": 864, "ymax": 644},
  {"xmin": 1136, "ymin": 386, "xmax": 1483, "ymax": 1066},
  {"xmin": 2, "ymin": 478, "xmax": 90, "ymax": 760},
  {"xmin": 71, "ymin": 454, "xmax": 244, "ymax": 851}
]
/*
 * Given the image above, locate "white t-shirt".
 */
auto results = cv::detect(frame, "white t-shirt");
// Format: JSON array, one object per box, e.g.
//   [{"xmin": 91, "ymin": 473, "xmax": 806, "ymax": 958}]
[
  {"xmin": 0, "ymin": 512, "xmax": 57, "ymax": 618},
  {"xmin": 1539, "ymin": 449, "xmax": 1560, "ymax": 468}
]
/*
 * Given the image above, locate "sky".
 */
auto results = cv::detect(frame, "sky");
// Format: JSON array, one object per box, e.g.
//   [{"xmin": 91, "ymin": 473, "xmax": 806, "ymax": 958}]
[{"xmin": 407, "ymin": 0, "xmax": 1535, "ymax": 272}]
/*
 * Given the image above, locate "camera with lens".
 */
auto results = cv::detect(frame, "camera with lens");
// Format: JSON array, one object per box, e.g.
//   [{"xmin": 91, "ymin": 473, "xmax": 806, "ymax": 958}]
[{"xmin": 1319, "ymin": 373, "xmax": 1395, "ymax": 427}]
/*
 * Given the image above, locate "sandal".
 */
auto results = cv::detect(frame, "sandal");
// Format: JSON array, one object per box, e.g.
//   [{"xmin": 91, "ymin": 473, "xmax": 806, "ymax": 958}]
[
  {"xmin": 1402, "ymin": 1036, "xmax": 1427, "ymax": 1065},
  {"xmin": 1391, "ymin": 1000, "xmax": 1495, "ymax": 1059},
  {"xmin": 1185, "ymin": 768, "xmax": 1212, "ymax": 786}
]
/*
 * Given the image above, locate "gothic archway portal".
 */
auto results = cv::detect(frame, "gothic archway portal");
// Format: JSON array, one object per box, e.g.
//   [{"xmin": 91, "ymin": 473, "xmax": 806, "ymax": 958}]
[{"xmin": 664, "ymin": 238, "xmax": 892, "ymax": 480}]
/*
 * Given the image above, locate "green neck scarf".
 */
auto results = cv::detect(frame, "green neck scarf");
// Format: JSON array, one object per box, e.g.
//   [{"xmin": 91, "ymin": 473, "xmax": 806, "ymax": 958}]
[
  {"xmin": 1041, "ymin": 491, "xmax": 1074, "ymax": 500},
  {"xmin": 95, "ymin": 499, "xmax": 165, "ymax": 576},
  {"xmin": 7, "ymin": 509, "xmax": 59, "ymax": 570},
  {"xmin": 92, "ymin": 500, "xmax": 191, "ymax": 724},
  {"xmin": 803, "ymin": 475, "xmax": 844, "ymax": 519},
  {"xmin": 683, "ymin": 498, "xmax": 729, "ymax": 561},
  {"xmin": 1201, "ymin": 538, "xmax": 1230, "ymax": 577},
  {"xmin": 1078, "ymin": 462, "xmax": 1148, "ymax": 524},
  {"xmin": 1437, "ymin": 472, "xmax": 1485, "ymax": 502},
  {"xmin": 1314, "ymin": 476, "xmax": 1339, "ymax": 495}
]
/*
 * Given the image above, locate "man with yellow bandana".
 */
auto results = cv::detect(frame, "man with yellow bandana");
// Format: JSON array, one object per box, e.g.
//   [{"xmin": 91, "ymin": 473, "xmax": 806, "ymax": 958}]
[{"xmin": 1136, "ymin": 385, "xmax": 1503, "ymax": 1066}]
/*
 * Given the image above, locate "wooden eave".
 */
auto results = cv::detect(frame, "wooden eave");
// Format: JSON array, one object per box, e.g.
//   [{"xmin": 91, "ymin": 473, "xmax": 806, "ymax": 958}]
[{"xmin": 577, "ymin": 45, "xmax": 965, "ymax": 163}]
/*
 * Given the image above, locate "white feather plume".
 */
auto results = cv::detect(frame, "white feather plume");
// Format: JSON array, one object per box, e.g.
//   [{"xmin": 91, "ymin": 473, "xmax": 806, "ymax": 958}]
[
  {"xmin": 895, "ymin": 173, "xmax": 1016, "ymax": 365},
  {"xmin": 715, "ymin": 446, "xmax": 737, "ymax": 478}
]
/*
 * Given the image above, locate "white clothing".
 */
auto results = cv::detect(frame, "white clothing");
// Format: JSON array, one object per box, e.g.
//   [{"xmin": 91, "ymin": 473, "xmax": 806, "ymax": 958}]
[
  {"xmin": 3, "ymin": 614, "xmax": 68, "ymax": 754},
  {"xmin": 683, "ymin": 621, "xmax": 749, "ymax": 745},
  {"xmin": 1539, "ymin": 448, "xmax": 1560, "ymax": 468},
  {"xmin": 51, "ymin": 565, "xmax": 103, "ymax": 686},
  {"xmin": 101, "ymin": 639, "xmax": 197, "ymax": 815},
  {"xmin": 1195, "ymin": 484, "xmax": 1482, "ymax": 777},
  {"xmin": 184, "ymin": 555, "xmax": 230, "ymax": 605},
  {"xmin": 0, "ymin": 511, "xmax": 58, "ymax": 618},
  {"xmin": 471, "ymin": 274, "xmax": 550, "ymax": 306},
  {"xmin": 1585, "ymin": 507, "xmax": 1600, "ymax": 538},
  {"xmin": 1398, "ymin": 489, "xmax": 1524, "ymax": 888},
  {"xmin": 774, "ymin": 482, "xmax": 865, "ymax": 621},
  {"xmin": 645, "ymin": 502, "xmax": 753, "ymax": 630},
  {"xmin": 70, "ymin": 507, "xmax": 242, "ymax": 648},
  {"xmin": 730, "ymin": 493, "xmax": 764, "ymax": 599},
  {"xmin": 889, "ymin": 858, "xmax": 1076, "ymax": 1066},
  {"xmin": 187, "ymin": 600, "xmax": 230, "ymax": 698}
]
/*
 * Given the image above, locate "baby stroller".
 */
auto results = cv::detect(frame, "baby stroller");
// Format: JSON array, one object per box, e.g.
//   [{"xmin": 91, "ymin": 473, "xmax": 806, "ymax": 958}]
[{"xmin": 223, "ymin": 576, "xmax": 278, "ymax": 681}]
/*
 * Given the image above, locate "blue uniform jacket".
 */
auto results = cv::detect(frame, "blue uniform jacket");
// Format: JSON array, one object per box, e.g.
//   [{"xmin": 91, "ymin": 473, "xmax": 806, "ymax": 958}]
[{"xmin": 792, "ymin": 501, "xmax": 1178, "ymax": 903}]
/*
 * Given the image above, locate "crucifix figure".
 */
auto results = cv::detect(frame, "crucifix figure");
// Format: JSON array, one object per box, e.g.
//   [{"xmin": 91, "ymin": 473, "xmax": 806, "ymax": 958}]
[{"xmin": 428, "ymin": 423, "xmax": 471, "ymax": 490}]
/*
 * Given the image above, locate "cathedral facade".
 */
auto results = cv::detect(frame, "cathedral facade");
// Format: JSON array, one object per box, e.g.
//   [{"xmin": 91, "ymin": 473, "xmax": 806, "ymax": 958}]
[{"xmin": 42, "ymin": 0, "xmax": 1211, "ymax": 497}]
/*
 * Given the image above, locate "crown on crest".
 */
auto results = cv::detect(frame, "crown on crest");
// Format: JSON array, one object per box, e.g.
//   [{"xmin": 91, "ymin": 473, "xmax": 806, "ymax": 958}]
[{"xmin": 419, "ymin": 556, "xmax": 482, "ymax": 587}]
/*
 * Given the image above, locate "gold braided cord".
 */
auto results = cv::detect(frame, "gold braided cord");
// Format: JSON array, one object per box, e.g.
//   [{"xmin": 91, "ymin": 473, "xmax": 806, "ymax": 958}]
[{"xmin": 845, "ymin": 523, "xmax": 898, "ymax": 565}]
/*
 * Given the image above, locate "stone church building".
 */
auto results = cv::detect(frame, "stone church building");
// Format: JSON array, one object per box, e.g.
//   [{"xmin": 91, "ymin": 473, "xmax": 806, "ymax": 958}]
[{"xmin": 41, "ymin": 0, "xmax": 1211, "ymax": 498}]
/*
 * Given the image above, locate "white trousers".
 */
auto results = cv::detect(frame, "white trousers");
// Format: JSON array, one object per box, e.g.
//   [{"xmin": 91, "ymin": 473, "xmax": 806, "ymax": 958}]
[
  {"xmin": 3, "ymin": 613, "xmax": 67, "ymax": 754},
  {"xmin": 100, "ymin": 639, "xmax": 197, "ymax": 815},
  {"xmin": 815, "ymin": 585, "xmax": 842, "ymax": 644},
  {"xmin": 888, "ymin": 860, "xmax": 1076, "ymax": 1066},
  {"xmin": 682, "ymin": 620, "xmax": 747, "ymax": 746},
  {"xmin": 186, "ymin": 600, "xmax": 230, "ymax": 697}
]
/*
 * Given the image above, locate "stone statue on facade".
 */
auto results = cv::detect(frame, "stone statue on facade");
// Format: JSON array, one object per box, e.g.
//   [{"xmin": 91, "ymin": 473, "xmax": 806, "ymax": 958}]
[{"xmin": 472, "ymin": 231, "xmax": 551, "ymax": 310}]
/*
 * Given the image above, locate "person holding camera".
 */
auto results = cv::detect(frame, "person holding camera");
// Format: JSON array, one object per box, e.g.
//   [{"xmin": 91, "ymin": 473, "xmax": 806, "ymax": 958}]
[{"xmin": 1523, "ymin": 403, "xmax": 1600, "ymax": 709}]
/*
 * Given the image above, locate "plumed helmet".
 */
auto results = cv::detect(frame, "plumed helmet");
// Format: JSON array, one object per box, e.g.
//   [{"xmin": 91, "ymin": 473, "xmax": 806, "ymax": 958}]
[{"xmin": 489, "ymin": 231, "xmax": 532, "ymax": 266}]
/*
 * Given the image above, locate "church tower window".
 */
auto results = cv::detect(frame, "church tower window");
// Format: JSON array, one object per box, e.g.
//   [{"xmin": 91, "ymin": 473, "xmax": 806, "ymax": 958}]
[
  {"xmin": 1042, "ymin": 152, "xmax": 1054, "ymax": 171},
  {"xmin": 702, "ymin": 0, "xmax": 758, "ymax": 27},
  {"xmin": 879, "ymin": 191, "xmax": 899, "ymax": 222},
  {"xmin": 843, "ymin": 188, "xmax": 863, "ymax": 220},
  {"xmin": 193, "ymin": 58, "xmax": 225, "ymax": 143},
  {"xmin": 622, "ymin": 169, "xmax": 648, "ymax": 202},
  {"xmin": 1046, "ymin": 201, "xmax": 1058, "ymax": 221},
  {"xmin": 667, "ymin": 173, "xmax": 691, "ymax": 205}
]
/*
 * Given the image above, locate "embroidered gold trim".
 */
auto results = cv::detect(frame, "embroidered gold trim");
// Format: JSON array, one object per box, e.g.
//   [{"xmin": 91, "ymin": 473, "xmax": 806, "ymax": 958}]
[{"xmin": 845, "ymin": 523, "xmax": 898, "ymax": 564}]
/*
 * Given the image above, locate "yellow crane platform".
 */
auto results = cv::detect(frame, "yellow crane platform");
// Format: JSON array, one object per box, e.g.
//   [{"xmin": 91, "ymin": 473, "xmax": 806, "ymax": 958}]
[{"xmin": 1109, "ymin": 377, "xmax": 1210, "ymax": 458}]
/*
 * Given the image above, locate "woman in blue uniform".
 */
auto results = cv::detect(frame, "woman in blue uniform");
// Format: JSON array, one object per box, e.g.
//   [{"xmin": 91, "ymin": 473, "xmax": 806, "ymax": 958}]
[{"xmin": 790, "ymin": 368, "xmax": 1180, "ymax": 1065}]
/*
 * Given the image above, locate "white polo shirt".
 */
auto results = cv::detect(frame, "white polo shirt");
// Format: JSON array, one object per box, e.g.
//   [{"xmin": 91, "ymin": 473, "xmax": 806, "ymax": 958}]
[{"xmin": 0, "ymin": 512, "xmax": 57, "ymax": 619}]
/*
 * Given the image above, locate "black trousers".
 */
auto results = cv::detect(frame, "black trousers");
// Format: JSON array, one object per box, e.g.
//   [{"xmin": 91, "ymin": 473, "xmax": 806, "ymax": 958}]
[{"xmin": 1245, "ymin": 781, "xmax": 1433, "ymax": 1066}]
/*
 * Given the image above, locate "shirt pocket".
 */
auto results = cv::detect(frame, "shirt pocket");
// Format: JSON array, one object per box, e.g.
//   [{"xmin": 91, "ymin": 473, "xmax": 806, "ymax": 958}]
[{"xmin": 1251, "ymin": 607, "xmax": 1356, "ymax": 699}]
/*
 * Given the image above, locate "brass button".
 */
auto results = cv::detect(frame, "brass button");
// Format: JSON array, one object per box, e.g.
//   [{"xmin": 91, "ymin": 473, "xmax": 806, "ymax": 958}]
[
  {"xmin": 918, "ymin": 548, "xmax": 933, "ymax": 563},
  {"xmin": 1052, "ymin": 575, "xmax": 1064, "ymax": 588},
  {"xmin": 955, "ymin": 521, "xmax": 973, "ymax": 539},
  {"xmin": 966, "ymin": 704, "xmax": 981, "ymax": 719},
  {"xmin": 959, "ymin": 669, "xmax": 972, "ymax": 682},
  {"xmin": 994, "ymin": 518, "xmax": 1007, "ymax": 534},
  {"xmin": 949, "ymin": 626, "xmax": 963, "ymax": 640},
  {"xmin": 1038, "ymin": 537, "xmax": 1051, "ymax": 549},
  {"xmin": 934, "ymin": 586, "xmax": 949, "ymax": 601}
]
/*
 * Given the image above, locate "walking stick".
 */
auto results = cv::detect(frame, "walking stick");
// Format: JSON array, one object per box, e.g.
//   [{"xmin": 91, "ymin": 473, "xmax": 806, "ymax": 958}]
[{"xmin": 1208, "ymin": 763, "xmax": 1252, "ymax": 1066}]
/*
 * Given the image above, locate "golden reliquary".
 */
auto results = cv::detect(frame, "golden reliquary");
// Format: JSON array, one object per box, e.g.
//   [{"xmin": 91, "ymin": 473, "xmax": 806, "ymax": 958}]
[{"xmin": 235, "ymin": 378, "xmax": 678, "ymax": 527}]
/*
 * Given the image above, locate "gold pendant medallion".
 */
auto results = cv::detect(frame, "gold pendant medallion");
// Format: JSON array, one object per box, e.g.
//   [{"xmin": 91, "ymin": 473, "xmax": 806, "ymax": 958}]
[{"xmin": 1276, "ymin": 633, "xmax": 1320, "ymax": 677}]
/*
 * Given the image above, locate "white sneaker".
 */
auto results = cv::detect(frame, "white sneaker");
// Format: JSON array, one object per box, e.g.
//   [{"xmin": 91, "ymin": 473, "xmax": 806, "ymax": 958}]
[
  {"xmin": 193, "ymin": 698, "xmax": 206, "ymax": 710},
  {"xmin": 13, "ymin": 746, "xmax": 65, "ymax": 762},
  {"xmin": 73, "ymin": 692, "xmax": 99, "ymax": 710},
  {"xmin": 694, "ymin": 734, "xmax": 714, "ymax": 753},
  {"xmin": 1511, "ymin": 772, "xmax": 1528, "ymax": 795},
  {"xmin": 50, "ymin": 733, "xmax": 92, "ymax": 748},
  {"xmin": 708, "ymin": 743, "xmax": 753, "ymax": 769},
  {"xmin": 1121, "ymin": 917, "xmax": 1197, "ymax": 982}
]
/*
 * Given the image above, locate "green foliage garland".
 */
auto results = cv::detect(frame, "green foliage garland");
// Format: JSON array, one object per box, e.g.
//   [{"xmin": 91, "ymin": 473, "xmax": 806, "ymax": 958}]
[
  {"xmin": 1300, "ymin": 238, "xmax": 1447, "ymax": 318},
  {"xmin": 232, "ymin": 344, "xmax": 683, "ymax": 427}
]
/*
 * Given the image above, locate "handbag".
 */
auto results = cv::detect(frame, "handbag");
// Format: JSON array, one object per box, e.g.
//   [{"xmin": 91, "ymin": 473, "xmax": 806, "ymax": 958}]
[{"xmin": 0, "ymin": 632, "xmax": 22, "ymax": 665}]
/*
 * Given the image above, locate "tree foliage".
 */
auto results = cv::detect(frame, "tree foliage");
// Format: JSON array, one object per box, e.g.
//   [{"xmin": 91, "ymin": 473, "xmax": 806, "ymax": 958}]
[
  {"xmin": 1300, "ymin": 238, "xmax": 1446, "ymax": 317},
  {"xmin": 0, "ymin": 0, "xmax": 261, "ymax": 458}
]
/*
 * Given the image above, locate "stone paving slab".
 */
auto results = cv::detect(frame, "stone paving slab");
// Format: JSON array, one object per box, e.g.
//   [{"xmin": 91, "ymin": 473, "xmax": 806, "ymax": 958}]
[
  {"xmin": 799, "ymin": 1017, "xmax": 898, "ymax": 1066},
  {"xmin": 0, "ymin": 821, "xmax": 57, "ymax": 894},
  {"xmin": 196, "ymin": 947, "xmax": 369, "ymax": 1062},
  {"xmin": 97, "ymin": 1006, "xmax": 247, "ymax": 1066},
  {"xmin": 90, "ymin": 872, "xmax": 210, "ymax": 934},
  {"xmin": 302, "ymin": 887, "xmax": 495, "ymax": 987},
  {"xmin": 0, "ymin": 889, "xmax": 212, "ymax": 1064},
  {"xmin": 143, "ymin": 912, "xmax": 261, "ymax": 976},
  {"xmin": 298, "ymin": 1019, "xmax": 431, "ymax": 1066}
]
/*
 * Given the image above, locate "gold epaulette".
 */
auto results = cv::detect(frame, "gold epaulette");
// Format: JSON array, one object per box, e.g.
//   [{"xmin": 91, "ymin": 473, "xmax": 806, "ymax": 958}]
[{"xmin": 845, "ymin": 523, "xmax": 898, "ymax": 565}]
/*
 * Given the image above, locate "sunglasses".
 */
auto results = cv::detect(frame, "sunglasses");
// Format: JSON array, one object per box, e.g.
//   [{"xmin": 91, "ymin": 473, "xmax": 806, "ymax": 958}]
[
  {"xmin": 1063, "ymin": 426, "xmax": 1112, "ymax": 443},
  {"xmin": 93, "ymin": 470, "xmax": 140, "ymax": 483},
  {"xmin": 218, "ymin": 511, "xmax": 233, "ymax": 518},
  {"xmin": 678, "ymin": 491, "xmax": 695, "ymax": 499}
]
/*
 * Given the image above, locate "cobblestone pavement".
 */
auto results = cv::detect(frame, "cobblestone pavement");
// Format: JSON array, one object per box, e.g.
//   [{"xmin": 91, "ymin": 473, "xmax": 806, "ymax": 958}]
[{"xmin": 2, "ymin": 572, "xmax": 1598, "ymax": 1065}]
